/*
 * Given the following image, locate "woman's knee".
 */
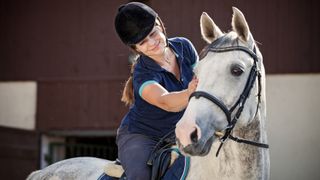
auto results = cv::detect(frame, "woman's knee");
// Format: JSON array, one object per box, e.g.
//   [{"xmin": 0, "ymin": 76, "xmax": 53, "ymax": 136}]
[{"xmin": 116, "ymin": 132, "xmax": 156, "ymax": 179}]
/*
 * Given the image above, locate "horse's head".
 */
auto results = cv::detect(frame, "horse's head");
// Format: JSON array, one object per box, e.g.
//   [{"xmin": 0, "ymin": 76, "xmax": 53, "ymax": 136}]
[{"xmin": 175, "ymin": 7, "xmax": 264, "ymax": 156}]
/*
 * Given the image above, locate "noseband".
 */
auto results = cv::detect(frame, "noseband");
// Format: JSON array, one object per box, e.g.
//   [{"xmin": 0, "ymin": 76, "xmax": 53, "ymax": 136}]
[{"xmin": 189, "ymin": 42, "xmax": 269, "ymax": 157}]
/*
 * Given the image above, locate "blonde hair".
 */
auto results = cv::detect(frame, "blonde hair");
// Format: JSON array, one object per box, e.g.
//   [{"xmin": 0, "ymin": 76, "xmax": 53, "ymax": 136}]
[{"xmin": 121, "ymin": 17, "xmax": 166, "ymax": 106}]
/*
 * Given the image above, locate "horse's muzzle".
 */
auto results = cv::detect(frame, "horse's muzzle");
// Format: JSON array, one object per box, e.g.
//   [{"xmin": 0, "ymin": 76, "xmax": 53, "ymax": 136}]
[{"xmin": 177, "ymin": 136, "xmax": 214, "ymax": 156}]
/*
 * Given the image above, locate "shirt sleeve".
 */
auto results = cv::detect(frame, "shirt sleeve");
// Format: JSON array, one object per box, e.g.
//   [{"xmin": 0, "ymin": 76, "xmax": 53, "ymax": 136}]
[{"xmin": 133, "ymin": 71, "xmax": 161, "ymax": 97}]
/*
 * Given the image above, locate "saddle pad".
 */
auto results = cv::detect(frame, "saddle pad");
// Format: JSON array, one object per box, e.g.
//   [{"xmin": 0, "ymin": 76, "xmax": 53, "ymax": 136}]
[
  {"xmin": 97, "ymin": 173, "xmax": 118, "ymax": 180},
  {"xmin": 162, "ymin": 155, "xmax": 190, "ymax": 180}
]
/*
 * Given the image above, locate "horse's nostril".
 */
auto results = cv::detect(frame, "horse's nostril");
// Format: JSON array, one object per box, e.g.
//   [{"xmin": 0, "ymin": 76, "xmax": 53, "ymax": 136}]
[{"xmin": 190, "ymin": 128, "xmax": 198, "ymax": 144}]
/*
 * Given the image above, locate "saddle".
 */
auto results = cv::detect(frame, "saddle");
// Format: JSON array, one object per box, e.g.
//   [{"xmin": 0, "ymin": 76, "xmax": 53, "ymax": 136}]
[
  {"xmin": 147, "ymin": 130, "xmax": 177, "ymax": 180},
  {"xmin": 104, "ymin": 130, "xmax": 184, "ymax": 180}
]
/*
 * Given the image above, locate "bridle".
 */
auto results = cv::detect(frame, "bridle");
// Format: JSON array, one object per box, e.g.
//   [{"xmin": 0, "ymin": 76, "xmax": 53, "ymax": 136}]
[{"xmin": 189, "ymin": 40, "xmax": 269, "ymax": 157}]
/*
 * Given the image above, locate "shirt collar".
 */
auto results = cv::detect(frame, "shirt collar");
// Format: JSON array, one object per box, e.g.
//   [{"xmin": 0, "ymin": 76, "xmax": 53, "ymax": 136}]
[{"xmin": 139, "ymin": 39, "xmax": 184, "ymax": 72}]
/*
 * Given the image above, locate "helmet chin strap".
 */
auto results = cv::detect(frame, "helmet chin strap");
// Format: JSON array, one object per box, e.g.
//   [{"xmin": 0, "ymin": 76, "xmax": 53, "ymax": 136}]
[{"xmin": 155, "ymin": 16, "xmax": 169, "ymax": 47}]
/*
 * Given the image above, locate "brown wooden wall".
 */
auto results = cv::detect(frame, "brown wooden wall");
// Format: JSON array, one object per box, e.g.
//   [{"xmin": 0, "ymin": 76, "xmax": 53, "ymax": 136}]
[
  {"xmin": 0, "ymin": 0, "xmax": 319, "ymax": 132},
  {"xmin": 1, "ymin": 0, "xmax": 319, "ymax": 78},
  {"xmin": 37, "ymin": 79, "xmax": 126, "ymax": 131},
  {"xmin": 0, "ymin": 127, "xmax": 39, "ymax": 179},
  {"xmin": 152, "ymin": 0, "xmax": 320, "ymax": 74}
]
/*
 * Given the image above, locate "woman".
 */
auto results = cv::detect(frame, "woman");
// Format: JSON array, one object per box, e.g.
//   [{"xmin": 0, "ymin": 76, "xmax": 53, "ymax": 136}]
[{"xmin": 114, "ymin": 2, "xmax": 198, "ymax": 180}]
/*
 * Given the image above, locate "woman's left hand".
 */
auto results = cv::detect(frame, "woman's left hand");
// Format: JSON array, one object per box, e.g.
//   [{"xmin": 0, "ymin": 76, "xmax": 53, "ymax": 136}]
[{"xmin": 187, "ymin": 76, "xmax": 199, "ymax": 96}]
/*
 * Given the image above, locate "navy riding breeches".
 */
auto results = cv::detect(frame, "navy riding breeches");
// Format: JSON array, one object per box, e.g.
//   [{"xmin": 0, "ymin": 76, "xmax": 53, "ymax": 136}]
[{"xmin": 116, "ymin": 126, "xmax": 158, "ymax": 180}]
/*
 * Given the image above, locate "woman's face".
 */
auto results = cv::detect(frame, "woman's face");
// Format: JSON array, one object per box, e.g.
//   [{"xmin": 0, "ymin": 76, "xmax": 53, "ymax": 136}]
[{"xmin": 134, "ymin": 25, "xmax": 166, "ymax": 57}]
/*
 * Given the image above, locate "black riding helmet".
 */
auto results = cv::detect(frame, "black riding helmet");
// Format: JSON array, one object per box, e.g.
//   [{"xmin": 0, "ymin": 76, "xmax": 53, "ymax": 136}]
[{"xmin": 115, "ymin": 2, "xmax": 158, "ymax": 45}]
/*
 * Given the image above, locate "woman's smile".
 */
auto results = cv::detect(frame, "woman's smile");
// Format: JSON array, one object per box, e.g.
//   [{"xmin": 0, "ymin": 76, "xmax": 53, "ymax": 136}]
[{"xmin": 149, "ymin": 40, "xmax": 161, "ymax": 52}]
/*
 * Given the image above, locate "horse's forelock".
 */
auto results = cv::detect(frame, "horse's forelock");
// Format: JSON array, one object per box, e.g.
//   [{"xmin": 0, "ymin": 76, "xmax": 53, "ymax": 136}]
[{"xmin": 199, "ymin": 32, "xmax": 240, "ymax": 60}]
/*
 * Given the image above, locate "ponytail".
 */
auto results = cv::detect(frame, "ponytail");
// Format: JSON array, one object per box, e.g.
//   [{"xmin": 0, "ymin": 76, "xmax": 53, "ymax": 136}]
[{"xmin": 121, "ymin": 60, "xmax": 136, "ymax": 106}]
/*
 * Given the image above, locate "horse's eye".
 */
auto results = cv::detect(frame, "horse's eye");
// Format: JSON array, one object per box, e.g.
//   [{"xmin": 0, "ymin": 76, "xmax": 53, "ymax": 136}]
[{"xmin": 231, "ymin": 65, "xmax": 244, "ymax": 76}]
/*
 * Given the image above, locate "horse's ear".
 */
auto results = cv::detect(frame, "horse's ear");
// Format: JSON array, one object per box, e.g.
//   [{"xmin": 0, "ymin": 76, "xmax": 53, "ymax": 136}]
[
  {"xmin": 231, "ymin": 7, "xmax": 253, "ymax": 43},
  {"xmin": 200, "ymin": 12, "xmax": 223, "ymax": 44}
]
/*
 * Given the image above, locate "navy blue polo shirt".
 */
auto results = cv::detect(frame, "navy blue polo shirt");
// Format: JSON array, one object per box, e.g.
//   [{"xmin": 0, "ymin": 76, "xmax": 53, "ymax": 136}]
[{"xmin": 120, "ymin": 37, "xmax": 199, "ymax": 139}]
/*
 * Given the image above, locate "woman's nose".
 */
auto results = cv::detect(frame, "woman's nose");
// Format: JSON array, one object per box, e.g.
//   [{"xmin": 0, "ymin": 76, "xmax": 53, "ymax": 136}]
[{"xmin": 147, "ymin": 37, "xmax": 156, "ymax": 46}]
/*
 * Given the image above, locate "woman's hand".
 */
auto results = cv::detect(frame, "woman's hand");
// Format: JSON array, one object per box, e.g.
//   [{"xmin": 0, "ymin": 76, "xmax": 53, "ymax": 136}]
[
  {"xmin": 187, "ymin": 76, "xmax": 199, "ymax": 96},
  {"xmin": 140, "ymin": 76, "xmax": 199, "ymax": 112}
]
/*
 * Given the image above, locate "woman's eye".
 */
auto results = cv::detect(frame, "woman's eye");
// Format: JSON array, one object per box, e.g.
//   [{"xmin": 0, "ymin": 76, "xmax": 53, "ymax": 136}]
[
  {"xmin": 150, "ymin": 31, "xmax": 157, "ymax": 37},
  {"xmin": 139, "ymin": 41, "xmax": 145, "ymax": 46},
  {"xmin": 231, "ymin": 65, "xmax": 244, "ymax": 76}
]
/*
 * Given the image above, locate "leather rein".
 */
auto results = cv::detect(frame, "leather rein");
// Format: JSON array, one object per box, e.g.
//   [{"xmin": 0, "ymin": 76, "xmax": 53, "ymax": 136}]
[{"xmin": 189, "ymin": 43, "xmax": 269, "ymax": 157}]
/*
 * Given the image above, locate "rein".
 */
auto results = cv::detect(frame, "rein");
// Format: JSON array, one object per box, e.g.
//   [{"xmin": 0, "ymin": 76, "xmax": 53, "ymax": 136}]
[{"xmin": 190, "ymin": 43, "xmax": 269, "ymax": 157}]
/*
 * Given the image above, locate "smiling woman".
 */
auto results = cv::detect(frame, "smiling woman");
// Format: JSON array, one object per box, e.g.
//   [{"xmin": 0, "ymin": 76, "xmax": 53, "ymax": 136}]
[{"xmin": 113, "ymin": 2, "xmax": 199, "ymax": 180}]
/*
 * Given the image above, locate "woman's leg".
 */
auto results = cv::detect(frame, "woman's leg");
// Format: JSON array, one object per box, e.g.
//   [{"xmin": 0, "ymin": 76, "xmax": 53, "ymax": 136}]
[{"xmin": 116, "ymin": 126, "xmax": 157, "ymax": 180}]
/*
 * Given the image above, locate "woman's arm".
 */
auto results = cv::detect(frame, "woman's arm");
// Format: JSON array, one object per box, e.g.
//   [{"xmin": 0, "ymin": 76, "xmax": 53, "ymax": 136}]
[{"xmin": 141, "ymin": 77, "xmax": 198, "ymax": 112}]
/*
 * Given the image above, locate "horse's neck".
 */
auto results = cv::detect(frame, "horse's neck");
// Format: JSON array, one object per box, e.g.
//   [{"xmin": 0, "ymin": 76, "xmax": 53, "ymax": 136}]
[{"xmin": 187, "ymin": 111, "xmax": 268, "ymax": 180}]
